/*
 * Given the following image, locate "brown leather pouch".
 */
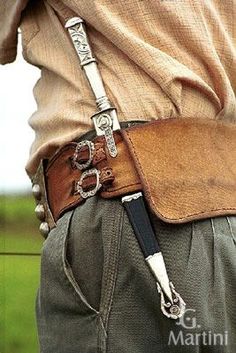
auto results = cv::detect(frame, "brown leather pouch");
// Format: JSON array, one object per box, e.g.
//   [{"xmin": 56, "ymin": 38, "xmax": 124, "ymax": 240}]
[{"xmin": 121, "ymin": 118, "xmax": 236, "ymax": 223}]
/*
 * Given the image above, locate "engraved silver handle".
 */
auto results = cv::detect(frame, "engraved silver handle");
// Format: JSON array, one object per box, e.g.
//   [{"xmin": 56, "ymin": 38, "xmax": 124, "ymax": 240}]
[
  {"xmin": 65, "ymin": 17, "xmax": 107, "ymax": 104},
  {"xmin": 65, "ymin": 17, "xmax": 120, "ymax": 157}
]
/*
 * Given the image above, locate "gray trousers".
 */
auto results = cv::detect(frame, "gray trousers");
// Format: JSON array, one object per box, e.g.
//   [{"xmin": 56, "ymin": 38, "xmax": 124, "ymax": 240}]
[{"xmin": 36, "ymin": 195, "xmax": 236, "ymax": 352}]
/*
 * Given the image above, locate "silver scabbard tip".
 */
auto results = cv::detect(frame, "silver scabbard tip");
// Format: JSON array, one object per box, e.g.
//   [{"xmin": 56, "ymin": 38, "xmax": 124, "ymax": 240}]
[
  {"xmin": 157, "ymin": 281, "xmax": 186, "ymax": 320},
  {"xmin": 146, "ymin": 252, "xmax": 186, "ymax": 319}
]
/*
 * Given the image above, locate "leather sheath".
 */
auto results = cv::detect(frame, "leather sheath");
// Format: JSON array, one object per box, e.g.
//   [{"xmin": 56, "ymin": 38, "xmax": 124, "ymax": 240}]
[{"xmin": 36, "ymin": 118, "xmax": 236, "ymax": 226}]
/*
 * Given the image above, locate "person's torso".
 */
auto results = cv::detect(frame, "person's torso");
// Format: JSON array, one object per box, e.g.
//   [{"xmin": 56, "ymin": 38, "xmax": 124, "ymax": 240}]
[{"xmin": 19, "ymin": 0, "xmax": 236, "ymax": 175}]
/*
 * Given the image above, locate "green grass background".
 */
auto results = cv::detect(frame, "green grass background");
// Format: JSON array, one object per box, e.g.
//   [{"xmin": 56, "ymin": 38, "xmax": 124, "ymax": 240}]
[{"xmin": 0, "ymin": 194, "xmax": 43, "ymax": 353}]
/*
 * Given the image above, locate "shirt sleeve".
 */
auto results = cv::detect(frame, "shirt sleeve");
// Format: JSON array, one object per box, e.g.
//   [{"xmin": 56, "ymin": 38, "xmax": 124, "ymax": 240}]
[{"xmin": 0, "ymin": 0, "xmax": 29, "ymax": 64}]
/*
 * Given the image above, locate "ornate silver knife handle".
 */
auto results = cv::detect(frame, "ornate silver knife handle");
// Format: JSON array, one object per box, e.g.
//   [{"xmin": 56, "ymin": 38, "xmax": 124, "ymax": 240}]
[{"xmin": 65, "ymin": 17, "xmax": 120, "ymax": 157}]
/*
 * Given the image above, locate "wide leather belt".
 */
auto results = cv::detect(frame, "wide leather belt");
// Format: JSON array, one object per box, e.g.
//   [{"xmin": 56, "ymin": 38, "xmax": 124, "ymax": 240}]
[{"xmin": 32, "ymin": 117, "xmax": 236, "ymax": 236}]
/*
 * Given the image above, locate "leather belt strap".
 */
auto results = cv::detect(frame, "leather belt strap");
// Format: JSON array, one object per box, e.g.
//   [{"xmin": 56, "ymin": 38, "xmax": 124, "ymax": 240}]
[
  {"xmin": 32, "ymin": 117, "xmax": 236, "ymax": 231},
  {"xmin": 45, "ymin": 130, "xmax": 141, "ymax": 222}
]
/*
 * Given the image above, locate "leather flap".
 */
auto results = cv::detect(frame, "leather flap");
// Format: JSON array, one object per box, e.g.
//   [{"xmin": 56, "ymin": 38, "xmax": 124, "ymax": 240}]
[{"xmin": 121, "ymin": 118, "xmax": 236, "ymax": 223}]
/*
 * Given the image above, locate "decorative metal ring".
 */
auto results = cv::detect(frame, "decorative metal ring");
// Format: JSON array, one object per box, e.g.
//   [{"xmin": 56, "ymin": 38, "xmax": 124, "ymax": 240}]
[
  {"xmin": 76, "ymin": 168, "xmax": 101, "ymax": 199},
  {"xmin": 96, "ymin": 113, "xmax": 112, "ymax": 130},
  {"xmin": 72, "ymin": 140, "xmax": 95, "ymax": 170}
]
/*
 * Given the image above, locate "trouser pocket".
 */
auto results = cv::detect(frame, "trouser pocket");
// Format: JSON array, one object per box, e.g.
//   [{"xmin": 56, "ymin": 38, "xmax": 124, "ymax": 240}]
[
  {"xmin": 36, "ymin": 195, "xmax": 124, "ymax": 353},
  {"xmin": 65, "ymin": 198, "xmax": 104, "ymax": 312}
]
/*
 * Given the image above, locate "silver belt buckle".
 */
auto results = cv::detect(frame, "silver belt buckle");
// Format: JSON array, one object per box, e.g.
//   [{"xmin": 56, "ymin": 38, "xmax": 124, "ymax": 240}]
[
  {"xmin": 76, "ymin": 168, "xmax": 101, "ymax": 199},
  {"xmin": 72, "ymin": 140, "xmax": 95, "ymax": 170}
]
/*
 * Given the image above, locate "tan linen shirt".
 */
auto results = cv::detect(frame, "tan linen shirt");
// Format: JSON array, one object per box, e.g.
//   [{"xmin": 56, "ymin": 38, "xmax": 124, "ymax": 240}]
[{"xmin": 1, "ymin": 0, "xmax": 236, "ymax": 177}]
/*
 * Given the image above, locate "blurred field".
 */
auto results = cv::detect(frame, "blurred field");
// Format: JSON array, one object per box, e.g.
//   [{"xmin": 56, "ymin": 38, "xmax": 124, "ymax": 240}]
[{"xmin": 0, "ymin": 194, "xmax": 43, "ymax": 353}]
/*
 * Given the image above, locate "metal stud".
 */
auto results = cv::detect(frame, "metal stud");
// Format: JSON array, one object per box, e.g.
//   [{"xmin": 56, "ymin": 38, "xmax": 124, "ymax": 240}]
[
  {"xmin": 32, "ymin": 184, "xmax": 41, "ymax": 200},
  {"xmin": 39, "ymin": 222, "xmax": 50, "ymax": 238},
  {"xmin": 35, "ymin": 204, "xmax": 45, "ymax": 221}
]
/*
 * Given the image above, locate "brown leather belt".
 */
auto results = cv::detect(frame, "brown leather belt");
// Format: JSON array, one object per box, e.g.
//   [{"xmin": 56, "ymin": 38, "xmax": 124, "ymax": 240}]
[{"xmin": 32, "ymin": 118, "xmax": 236, "ymax": 236}]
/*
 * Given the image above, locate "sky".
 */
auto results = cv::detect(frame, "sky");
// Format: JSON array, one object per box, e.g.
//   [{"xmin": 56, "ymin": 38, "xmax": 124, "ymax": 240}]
[{"xmin": 0, "ymin": 39, "xmax": 40, "ymax": 194}]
